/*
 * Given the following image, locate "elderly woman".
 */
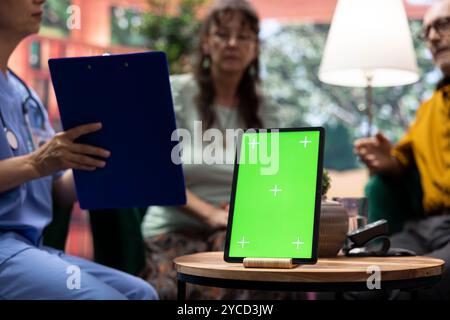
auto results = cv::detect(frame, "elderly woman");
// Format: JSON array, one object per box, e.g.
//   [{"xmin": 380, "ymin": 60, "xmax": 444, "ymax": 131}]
[
  {"xmin": 142, "ymin": 0, "xmax": 284, "ymax": 299},
  {"xmin": 0, "ymin": 0, "xmax": 157, "ymax": 300}
]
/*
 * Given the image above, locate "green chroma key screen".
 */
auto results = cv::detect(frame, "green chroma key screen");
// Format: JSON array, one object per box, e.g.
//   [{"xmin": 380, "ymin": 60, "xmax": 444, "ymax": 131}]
[{"xmin": 224, "ymin": 128, "xmax": 324, "ymax": 263}]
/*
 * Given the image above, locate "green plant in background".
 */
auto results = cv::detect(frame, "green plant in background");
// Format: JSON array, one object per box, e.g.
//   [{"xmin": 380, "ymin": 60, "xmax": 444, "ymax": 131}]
[
  {"xmin": 321, "ymin": 169, "xmax": 331, "ymax": 198},
  {"xmin": 111, "ymin": 6, "xmax": 147, "ymax": 47},
  {"xmin": 140, "ymin": 0, "xmax": 207, "ymax": 74},
  {"xmin": 42, "ymin": 0, "xmax": 71, "ymax": 37}
]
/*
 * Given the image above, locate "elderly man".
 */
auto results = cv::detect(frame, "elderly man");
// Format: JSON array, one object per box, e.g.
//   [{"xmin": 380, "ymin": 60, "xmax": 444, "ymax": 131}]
[{"xmin": 354, "ymin": 0, "xmax": 450, "ymax": 299}]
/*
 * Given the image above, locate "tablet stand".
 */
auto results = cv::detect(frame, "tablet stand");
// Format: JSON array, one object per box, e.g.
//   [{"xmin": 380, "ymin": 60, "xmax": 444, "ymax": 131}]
[{"xmin": 243, "ymin": 258, "xmax": 298, "ymax": 269}]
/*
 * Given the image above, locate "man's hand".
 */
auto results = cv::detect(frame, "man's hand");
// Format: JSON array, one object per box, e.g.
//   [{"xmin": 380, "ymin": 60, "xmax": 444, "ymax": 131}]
[
  {"xmin": 354, "ymin": 132, "xmax": 402, "ymax": 175},
  {"xmin": 28, "ymin": 123, "xmax": 111, "ymax": 178}
]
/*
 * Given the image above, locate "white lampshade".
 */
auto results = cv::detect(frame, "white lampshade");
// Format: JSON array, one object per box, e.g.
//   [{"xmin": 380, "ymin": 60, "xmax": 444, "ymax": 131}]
[{"xmin": 319, "ymin": 0, "xmax": 419, "ymax": 88}]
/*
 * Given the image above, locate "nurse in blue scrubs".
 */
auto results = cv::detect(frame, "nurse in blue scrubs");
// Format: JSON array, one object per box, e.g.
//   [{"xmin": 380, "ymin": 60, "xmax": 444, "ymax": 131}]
[{"xmin": 0, "ymin": 0, "xmax": 158, "ymax": 300}]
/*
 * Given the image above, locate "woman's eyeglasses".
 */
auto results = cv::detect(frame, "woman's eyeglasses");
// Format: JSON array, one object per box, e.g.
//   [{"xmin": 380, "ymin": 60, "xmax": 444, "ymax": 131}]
[
  {"xmin": 421, "ymin": 16, "xmax": 450, "ymax": 41},
  {"xmin": 212, "ymin": 31, "xmax": 257, "ymax": 45}
]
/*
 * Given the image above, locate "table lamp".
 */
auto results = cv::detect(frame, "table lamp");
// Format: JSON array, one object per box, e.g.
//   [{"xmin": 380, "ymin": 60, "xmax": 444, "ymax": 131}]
[{"xmin": 318, "ymin": 0, "xmax": 420, "ymax": 136}]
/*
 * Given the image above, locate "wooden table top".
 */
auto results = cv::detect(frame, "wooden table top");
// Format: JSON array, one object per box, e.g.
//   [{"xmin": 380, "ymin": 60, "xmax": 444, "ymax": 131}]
[{"xmin": 174, "ymin": 252, "xmax": 445, "ymax": 283}]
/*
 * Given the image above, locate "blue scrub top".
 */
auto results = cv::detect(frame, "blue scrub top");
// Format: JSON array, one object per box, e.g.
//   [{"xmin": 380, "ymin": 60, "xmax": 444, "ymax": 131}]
[{"xmin": 0, "ymin": 71, "xmax": 61, "ymax": 246}]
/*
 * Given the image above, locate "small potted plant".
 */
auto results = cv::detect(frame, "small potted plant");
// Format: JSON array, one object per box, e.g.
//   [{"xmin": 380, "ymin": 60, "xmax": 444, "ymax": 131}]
[
  {"xmin": 321, "ymin": 169, "xmax": 331, "ymax": 200},
  {"xmin": 318, "ymin": 170, "xmax": 349, "ymax": 257}
]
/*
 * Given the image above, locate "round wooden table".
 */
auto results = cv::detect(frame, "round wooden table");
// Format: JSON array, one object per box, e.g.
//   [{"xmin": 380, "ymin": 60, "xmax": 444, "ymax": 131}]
[{"xmin": 174, "ymin": 251, "xmax": 444, "ymax": 300}]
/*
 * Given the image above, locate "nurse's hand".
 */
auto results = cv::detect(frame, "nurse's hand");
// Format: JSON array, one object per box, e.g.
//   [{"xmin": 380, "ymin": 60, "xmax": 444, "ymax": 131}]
[{"xmin": 28, "ymin": 123, "xmax": 111, "ymax": 178}]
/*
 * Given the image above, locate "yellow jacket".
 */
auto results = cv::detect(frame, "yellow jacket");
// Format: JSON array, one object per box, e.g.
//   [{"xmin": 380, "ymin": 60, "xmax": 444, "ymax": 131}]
[{"xmin": 392, "ymin": 85, "xmax": 450, "ymax": 214}]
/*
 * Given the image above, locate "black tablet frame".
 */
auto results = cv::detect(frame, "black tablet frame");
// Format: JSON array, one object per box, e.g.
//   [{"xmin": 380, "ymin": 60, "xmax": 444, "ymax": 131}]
[{"xmin": 223, "ymin": 127, "xmax": 325, "ymax": 265}]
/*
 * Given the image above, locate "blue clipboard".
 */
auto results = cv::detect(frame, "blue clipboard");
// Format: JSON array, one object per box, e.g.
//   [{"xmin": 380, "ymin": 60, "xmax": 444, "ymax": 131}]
[{"xmin": 48, "ymin": 52, "xmax": 186, "ymax": 210}]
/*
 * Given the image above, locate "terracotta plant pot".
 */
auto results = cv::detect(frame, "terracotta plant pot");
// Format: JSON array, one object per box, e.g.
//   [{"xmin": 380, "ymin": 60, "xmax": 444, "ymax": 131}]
[{"xmin": 318, "ymin": 199, "xmax": 349, "ymax": 257}]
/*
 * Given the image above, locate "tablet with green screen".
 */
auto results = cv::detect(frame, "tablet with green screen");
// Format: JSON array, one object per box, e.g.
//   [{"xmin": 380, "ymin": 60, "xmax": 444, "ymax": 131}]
[{"xmin": 224, "ymin": 127, "xmax": 324, "ymax": 264}]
